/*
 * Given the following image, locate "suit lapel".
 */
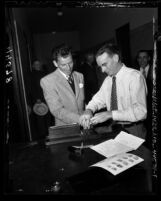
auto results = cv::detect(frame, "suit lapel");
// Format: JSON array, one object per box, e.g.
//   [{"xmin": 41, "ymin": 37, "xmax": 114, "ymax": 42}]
[{"xmin": 56, "ymin": 69, "xmax": 76, "ymax": 97}]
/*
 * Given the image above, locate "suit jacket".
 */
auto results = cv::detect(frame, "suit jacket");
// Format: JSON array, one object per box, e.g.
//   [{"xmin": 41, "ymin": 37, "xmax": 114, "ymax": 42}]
[
  {"xmin": 140, "ymin": 65, "xmax": 153, "ymax": 115},
  {"xmin": 146, "ymin": 65, "xmax": 153, "ymax": 97},
  {"xmin": 143, "ymin": 65, "xmax": 153, "ymax": 121},
  {"xmin": 140, "ymin": 65, "xmax": 153, "ymax": 147},
  {"xmin": 40, "ymin": 69, "xmax": 85, "ymax": 126}
]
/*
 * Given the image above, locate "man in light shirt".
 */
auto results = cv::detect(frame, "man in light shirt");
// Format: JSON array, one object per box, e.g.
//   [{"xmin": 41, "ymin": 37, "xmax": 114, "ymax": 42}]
[
  {"xmin": 40, "ymin": 44, "xmax": 85, "ymax": 126},
  {"xmin": 79, "ymin": 43, "xmax": 147, "ymax": 139}
]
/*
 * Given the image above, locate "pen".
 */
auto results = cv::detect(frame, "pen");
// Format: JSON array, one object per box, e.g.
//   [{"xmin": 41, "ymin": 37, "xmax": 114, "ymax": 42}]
[{"xmin": 72, "ymin": 144, "xmax": 93, "ymax": 149}]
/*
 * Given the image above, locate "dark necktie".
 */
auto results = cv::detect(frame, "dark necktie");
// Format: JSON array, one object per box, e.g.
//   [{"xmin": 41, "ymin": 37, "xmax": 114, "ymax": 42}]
[
  {"xmin": 110, "ymin": 76, "xmax": 118, "ymax": 111},
  {"xmin": 142, "ymin": 69, "xmax": 146, "ymax": 79},
  {"xmin": 67, "ymin": 76, "xmax": 75, "ymax": 94}
]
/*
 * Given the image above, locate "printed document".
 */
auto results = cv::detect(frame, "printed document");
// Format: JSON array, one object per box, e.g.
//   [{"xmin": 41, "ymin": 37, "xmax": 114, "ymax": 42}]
[
  {"xmin": 90, "ymin": 131, "xmax": 145, "ymax": 158},
  {"xmin": 90, "ymin": 153, "xmax": 144, "ymax": 175}
]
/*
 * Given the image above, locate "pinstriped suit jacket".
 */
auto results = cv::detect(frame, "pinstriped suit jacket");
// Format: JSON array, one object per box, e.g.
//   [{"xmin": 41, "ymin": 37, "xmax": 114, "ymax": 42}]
[{"xmin": 40, "ymin": 69, "xmax": 85, "ymax": 126}]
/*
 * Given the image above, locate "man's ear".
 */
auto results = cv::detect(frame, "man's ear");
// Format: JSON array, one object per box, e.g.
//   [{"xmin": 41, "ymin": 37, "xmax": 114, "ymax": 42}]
[
  {"xmin": 53, "ymin": 60, "xmax": 58, "ymax": 68},
  {"xmin": 113, "ymin": 54, "xmax": 119, "ymax": 62}
]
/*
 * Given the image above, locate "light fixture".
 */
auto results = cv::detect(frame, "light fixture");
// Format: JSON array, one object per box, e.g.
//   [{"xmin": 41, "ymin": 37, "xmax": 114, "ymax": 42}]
[{"xmin": 57, "ymin": 7, "xmax": 63, "ymax": 16}]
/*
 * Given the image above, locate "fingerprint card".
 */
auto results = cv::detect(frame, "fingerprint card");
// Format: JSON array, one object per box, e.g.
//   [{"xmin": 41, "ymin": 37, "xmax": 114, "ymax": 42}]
[{"xmin": 90, "ymin": 153, "xmax": 144, "ymax": 175}]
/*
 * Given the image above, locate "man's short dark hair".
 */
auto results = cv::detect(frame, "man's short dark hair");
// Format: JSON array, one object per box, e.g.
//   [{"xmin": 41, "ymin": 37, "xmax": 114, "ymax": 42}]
[
  {"xmin": 52, "ymin": 44, "xmax": 72, "ymax": 61},
  {"xmin": 96, "ymin": 43, "xmax": 122, "ymax": 61},
  {"xmin": 137, "ymin": 50, "xmax": 150, "ymax": 58}
]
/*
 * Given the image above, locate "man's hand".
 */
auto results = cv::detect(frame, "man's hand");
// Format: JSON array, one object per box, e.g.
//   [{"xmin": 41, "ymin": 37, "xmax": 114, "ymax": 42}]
[
  {"xmin": 79, "ymin": 109, "xmax": 93, "ymax": 129},
  {"xmin": 90, "ymin": 111, "xmax": 112, "ymax": 125}
]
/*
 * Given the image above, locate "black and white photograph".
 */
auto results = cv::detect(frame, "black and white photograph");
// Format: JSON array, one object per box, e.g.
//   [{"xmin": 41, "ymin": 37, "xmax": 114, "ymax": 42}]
[{"xmin": 4, "ymin": 0, "xmax": 160, "ymax": 196}]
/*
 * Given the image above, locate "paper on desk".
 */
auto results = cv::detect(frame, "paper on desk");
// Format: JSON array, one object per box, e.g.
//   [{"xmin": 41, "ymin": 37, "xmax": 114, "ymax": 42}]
[
  {"xmin": 114, "ymin": 131, "xmax": 145, "ymax": 150},
  {"xmin": 90, "ymin": 153, "xmax": 144, "ymax": 175},
  {"xmin": 90, "ymin": 131, "xmax": 145, "ymax": 158}
]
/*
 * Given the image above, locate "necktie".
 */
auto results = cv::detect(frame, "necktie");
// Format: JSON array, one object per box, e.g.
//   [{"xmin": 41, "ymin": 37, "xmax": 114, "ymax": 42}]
[
  {"xmin": 67, "ymin": 76, "xmax": 75, "ymax": 94},
  {"xmin": 142, "ymin": 69, "xmax": 146, "ymax": 79},
  {"xmin": 110, "ymin": 76, "xmax": 118, "ymax": 111}
]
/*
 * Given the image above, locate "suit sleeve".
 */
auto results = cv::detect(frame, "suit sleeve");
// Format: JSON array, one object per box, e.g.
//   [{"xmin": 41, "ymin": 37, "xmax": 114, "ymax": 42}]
[{"xmin": 40, "ymin": 77, "xmax": 80, "ymax": 124}]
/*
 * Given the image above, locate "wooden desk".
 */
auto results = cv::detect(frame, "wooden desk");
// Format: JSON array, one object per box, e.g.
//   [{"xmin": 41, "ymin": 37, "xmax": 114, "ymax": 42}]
[{"xmin": 9, "ymin": 131, "xmax": 153, "ymax": 195}]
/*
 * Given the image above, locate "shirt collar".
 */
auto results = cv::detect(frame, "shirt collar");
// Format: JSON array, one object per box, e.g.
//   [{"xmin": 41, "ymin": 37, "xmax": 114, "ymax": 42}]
[
  {"xmin": 112, "ymin": 63, "xmax": 125, "ymax": 79},
  {"xmin": 140, "ymin": 64, "xmax": 149, "ymax": 72},
  {"xmin": 58, "ymin": 68, "xmax": 69, "ymax": 80}
]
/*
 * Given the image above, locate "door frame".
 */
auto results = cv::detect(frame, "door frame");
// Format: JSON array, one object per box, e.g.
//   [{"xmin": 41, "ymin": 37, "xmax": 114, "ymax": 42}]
[{"xmin": 5, "ymin": 7, "xmax": 32, "ymax": 142}]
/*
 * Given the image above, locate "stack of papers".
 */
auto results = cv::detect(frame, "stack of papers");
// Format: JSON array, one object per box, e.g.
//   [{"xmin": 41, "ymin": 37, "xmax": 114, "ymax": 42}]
[{"xmin": 90, "ymin": 131, "xmax": 145, "ymax": 175}]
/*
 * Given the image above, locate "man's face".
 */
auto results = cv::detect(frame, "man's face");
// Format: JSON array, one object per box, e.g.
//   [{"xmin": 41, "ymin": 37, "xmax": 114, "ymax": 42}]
[
  {"xmin": 96, "ymin": 52, "xmax": 117, "ymax": 76},
  {"xmin": 137, "ymin": 52, "xmax": 150, "ymax": 68},
  {"xmin": 54, "ymin": 54, "xmax": 73, "ymax": 76},
  {"xmin": 32, "ymin": 61, "xmax": 42, "ymax": 71},
  {"xmin": 87, "ymin": 54, "xmax": 94, "ymax": 64}
]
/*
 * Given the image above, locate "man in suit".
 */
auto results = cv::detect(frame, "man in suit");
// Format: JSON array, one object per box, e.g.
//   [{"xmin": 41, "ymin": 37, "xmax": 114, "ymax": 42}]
[
  {"xmin": 137, "ymin": 50, "xmax": 152, "ymax": 81},
  {"xmin": 137, "ymin": 50, "xmax": 153, "ymax": 148},
  {"xmin": 40, "ymin": 44, "xmax": 85, "ymax": 126}
]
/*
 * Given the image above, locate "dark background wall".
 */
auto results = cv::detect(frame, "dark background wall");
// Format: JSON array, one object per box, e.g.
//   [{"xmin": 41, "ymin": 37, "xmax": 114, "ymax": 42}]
[
  {"xmin": 32, "ymin": 31, "xmax": 80, "ymax": 72},
  {"xmin": 13, "ymin": 7, "xmax": 158, "ymax": 67},
  {"xmin": 33, "ymin": 8, "xmax": 157, "ymax": 69},
  {"xmin": 130, "ymin": 21, "xmax": 155, "ymax": 66},
  {"xmin": 79, "ymin": 8, "xmax": 157, "ymax": 49}
]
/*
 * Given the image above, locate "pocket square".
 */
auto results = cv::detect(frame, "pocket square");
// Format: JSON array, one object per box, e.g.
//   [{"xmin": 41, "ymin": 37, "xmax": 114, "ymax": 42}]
[{"xmin": 79, "ymin": 83, "xmax": 84, "ymax": 88}]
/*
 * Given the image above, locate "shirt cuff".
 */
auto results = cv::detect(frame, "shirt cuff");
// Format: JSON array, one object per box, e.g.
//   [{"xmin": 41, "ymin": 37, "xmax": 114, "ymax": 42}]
[
  {"xmin": 86, "ymin": 106, "xmax": 94, "ymax": 113},
  {"xmin": 112, "ymin": 110, "xmax": 118, "ymax": 121}
]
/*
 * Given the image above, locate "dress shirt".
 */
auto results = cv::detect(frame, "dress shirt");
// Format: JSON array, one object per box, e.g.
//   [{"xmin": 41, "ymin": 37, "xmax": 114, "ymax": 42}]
[
  {"xmin": 86, "ymin": 64, "xmax": 147, "ymax": 123},
  {"xmin": 140, "ymin": 65, "xmax": 150, "ymax": 79}
]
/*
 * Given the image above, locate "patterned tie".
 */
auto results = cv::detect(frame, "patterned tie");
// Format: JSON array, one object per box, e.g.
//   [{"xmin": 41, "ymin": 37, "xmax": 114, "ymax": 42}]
[
  {"xmin": 67, "ymin": 75, "xmax": 75, "ymax": 94},
  {"xmin": 110, "ymin": 76, "xmax": 118, "ymax": 111}
]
